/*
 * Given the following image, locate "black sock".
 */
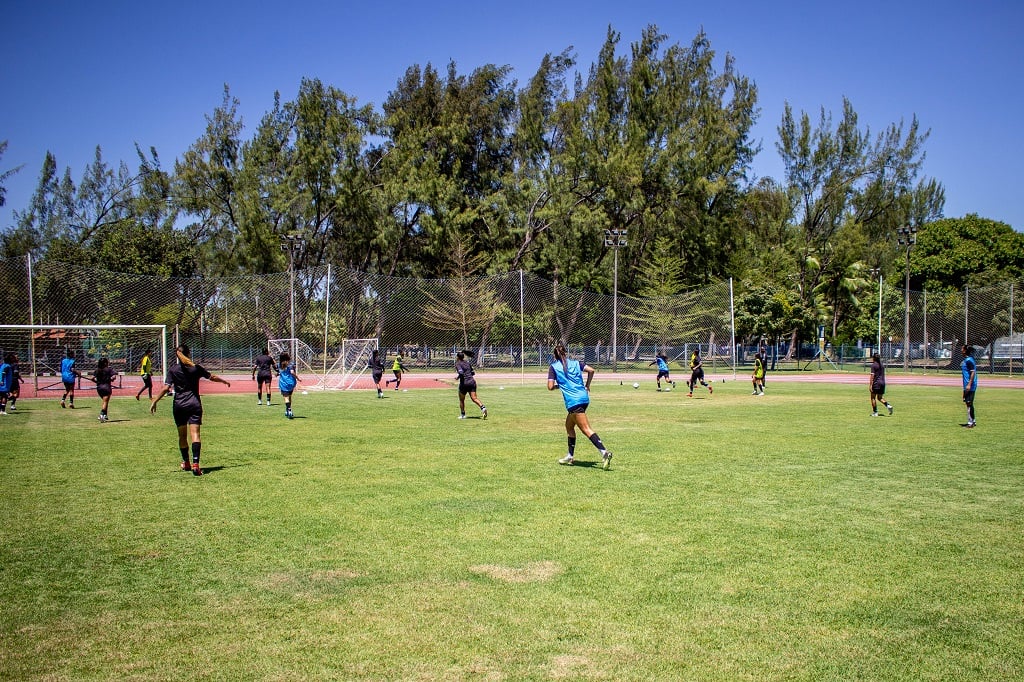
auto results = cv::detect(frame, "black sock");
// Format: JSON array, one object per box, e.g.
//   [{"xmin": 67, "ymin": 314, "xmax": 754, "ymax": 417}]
[
  {"xmin": 588, "ymin": 433, "xmax": 606, "ymax": 452},
  {"xmin": 567, "ymin": 437, "xmax": 576, "ymax": 456},
  {"xmin": 191, "ymin": 442, "xmax": 201, "ymax": 464},
  {"xmin": 180, "ymin": 447, "xmax": 189, "ymax": 463}
]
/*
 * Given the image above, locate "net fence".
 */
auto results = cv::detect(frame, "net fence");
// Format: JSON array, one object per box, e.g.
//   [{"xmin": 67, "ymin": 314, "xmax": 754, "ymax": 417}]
[{"xmin": 1, "ymin": 256, "xmax": 1021, "ymax": 376}]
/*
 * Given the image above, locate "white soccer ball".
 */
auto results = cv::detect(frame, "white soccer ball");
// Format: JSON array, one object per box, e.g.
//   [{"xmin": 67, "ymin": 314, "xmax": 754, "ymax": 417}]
[
  {"xmin": 402, "ymin": 389, "xmax": 408, "ymax": 392},
  {"xmin": 632, "ymin": 382, "xmax": 640, "ymax": 389},
  {"xmin": 664, "ymin": 387, "xmax": 671, "ymax": 392},
  {"xmin": 301, "ymin": 390, "xmax": 308, "ymax": 395}
]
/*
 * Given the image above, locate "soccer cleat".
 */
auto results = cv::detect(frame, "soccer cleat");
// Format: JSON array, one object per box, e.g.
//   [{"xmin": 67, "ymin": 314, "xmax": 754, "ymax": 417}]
[
  {"xmin": 752, "ymin": 390, "xmax": 759, "ymax": 395},
  {"xmin": 708, "ymin": 385, "xmax": 713, "ymax": 394},
  {"xmin": 871, "ymin": 412, "xmax": 879, "ymax": 417},
  {"xmin": 887, "ymin": 404, "xmax": 894, "ymax": 416},
  {"xmin": 602, "ymin": 450, "xmax": 613, "ymax": 470},
  {"xmin": 458, "ymin": 414, "xmax": 466, "ymax": 419},
  {"xmin": 257, "ymin": 400, "xmax": 262, "ymax": 406},
  {"xmin": 180, "ymin": 461, "xmax": 191, "ymax": 472},
  {"xmin": 60, "ymin": 400, "xmax": 66, "ymax": 408},
  {"xmin": 672, "ymin": 381, "xmax": 677, "ymax": 389},
  {"xmin": 481, "ymin": 407, "xmax": 487, "ymax": 419},
  {"xmin": 687, "ymin": 392, "xmax": 693, "ymax": 398},
  {"xmin": 558, "ymin": 454, "xmax": 574, "ymax": 465},
  {"xmin": 135, "ymin": 394, "xmax": 140, "ymax": 401},
  {"xmin": 286, "ymin": 411, "xmax": 294, "ymax": 419},
  {"xmin": 192, "ymin": 463, "xmax": 203, "ymax": 476}
]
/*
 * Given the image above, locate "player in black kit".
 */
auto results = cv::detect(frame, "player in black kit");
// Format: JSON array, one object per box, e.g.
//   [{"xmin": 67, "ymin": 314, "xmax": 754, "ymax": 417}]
[
  {"xmin": 252, "ymin": 348, "xmax": 277, "ymax": 405},
  {"xmin": 151, "ymin": 345, "xmax": 232, "ymax": 476}
]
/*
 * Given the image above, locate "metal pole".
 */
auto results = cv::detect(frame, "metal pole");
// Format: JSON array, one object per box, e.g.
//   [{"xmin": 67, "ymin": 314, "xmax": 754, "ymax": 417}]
[
  {"xmin": 964, "ymin": 286, "xmax": 969, "ymax": 347},
  {"xmin": 1010, "ymin": 282, "xmax": 1015, "ymax": 376},
  {"xmin": 612, "ymin": 246, "xmax": 618, "ymax": 372},
  {"xmin": 289, "ymin": 252, "xmax": 296, "ymax": 361},
  {"xmin": 323, "ymin": 263, "xmax": 331, "ymax": 386},
  {"xmin": 27, "ymin": 253, "xmax": 38, "ymax": 391},
  {"xmin": 903, "ymin": 248, "xmax": 911, "ymax": 372},
  {"xmin": 519, "ymin": 269, "xmax": 525, "ymax": 385},
  {"xmin": 923, "ymin": 289, "xmax": 928, "ymax": 373},
  {"xmin": 877, "ymin": 274, "xmax": 883, "ymax": 353},
  {"xmin": 729, "ymin": 277, "xmax": 736, "ymax": 379}
]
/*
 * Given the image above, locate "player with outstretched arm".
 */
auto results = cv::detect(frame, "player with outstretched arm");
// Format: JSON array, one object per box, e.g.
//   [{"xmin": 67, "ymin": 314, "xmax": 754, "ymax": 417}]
[{"xmin": 151, "ymin": 344, "xmax": 231, "ymax": 476}]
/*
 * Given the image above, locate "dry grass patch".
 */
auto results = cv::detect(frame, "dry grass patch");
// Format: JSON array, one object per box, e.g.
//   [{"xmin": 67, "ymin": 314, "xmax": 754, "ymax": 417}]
[{"xmin": 468, "ymin": 560, "xmax": 563, "ymax": 583}]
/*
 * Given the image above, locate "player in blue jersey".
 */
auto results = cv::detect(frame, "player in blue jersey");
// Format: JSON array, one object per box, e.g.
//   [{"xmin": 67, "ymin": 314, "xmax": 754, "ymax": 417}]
[
  {"xmin": 961, "ymin": 344, "xmax": 977, "ymax": 428},
  {"xmin": 151, "ymin": 345, "xmax": 231, "ymax": 475},
  {"xmin": 547, "ymin": 343, "xmax": 613, "ymax": 469},
  {"xmin": 648, "ymin": 353, "xmax": 676, "ymax": 391},
  {"xmin": 60, "ymin": 347, "xmax": 81, "ymax": 408},
  {"xmin": 278, "ymin": 352, "xmax": 300, "ymax": 419},
  {"xmin": 6, "ymin": 353, "xmax": 21, "ymax": 411},
  {"xmin": 0, "ymin": 353, "xmax": 12, "ymax": 415}
]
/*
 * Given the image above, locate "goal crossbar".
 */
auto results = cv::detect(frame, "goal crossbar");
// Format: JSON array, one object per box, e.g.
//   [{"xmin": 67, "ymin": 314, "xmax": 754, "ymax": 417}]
[{"xmin": 0, "ymin": 324, "xmax": 168, "ymax": 392}]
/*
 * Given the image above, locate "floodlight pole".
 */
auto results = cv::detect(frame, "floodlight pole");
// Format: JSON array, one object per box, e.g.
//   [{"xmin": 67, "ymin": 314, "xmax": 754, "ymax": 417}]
[
  {"xmin": 605, "ymin": 229, "xmax": 628, "ymax": 371},
  {"xmin": 896, "ymin": 225, "xmax": 917, "ymax": 372},
  {"xmin": 280, "ymin": 233, "xmax": 306, "ymax": 361},
  {"xmin": 869, "ymin": 268, "xmax": 882, "ymax": 355}
]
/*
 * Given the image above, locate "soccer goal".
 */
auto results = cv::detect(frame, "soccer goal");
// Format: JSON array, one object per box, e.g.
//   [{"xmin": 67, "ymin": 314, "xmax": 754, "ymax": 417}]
[
  {"xmin": 0, "ymin": 324, "xmax": 167, "ymax": 393},
  {"xmin": 267, "ymin": 337, "xmax": 317, "ymax": 381},
  {"xmin": 316, "ymin": 338, "xmax": 379, "ymax": 390}
]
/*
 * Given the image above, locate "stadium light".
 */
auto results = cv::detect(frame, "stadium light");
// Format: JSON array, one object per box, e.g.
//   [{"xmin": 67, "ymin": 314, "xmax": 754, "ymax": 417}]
[
  {"xmin": 280, "ymin": 234, "xmax": 306, "ymax": 360},
  {"xmin": 896, "ymin": 225, "xmax": 917, "ymax": 371},
  {"xmin": 604, "ymin": 229, "xmax": 627, "ymax": 371}
]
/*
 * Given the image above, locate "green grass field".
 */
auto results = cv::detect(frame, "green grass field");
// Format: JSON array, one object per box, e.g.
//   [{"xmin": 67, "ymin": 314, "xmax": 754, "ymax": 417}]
[{"xmin": 3, "ymin": 380, "xmax": 1023, "ymax": 681}]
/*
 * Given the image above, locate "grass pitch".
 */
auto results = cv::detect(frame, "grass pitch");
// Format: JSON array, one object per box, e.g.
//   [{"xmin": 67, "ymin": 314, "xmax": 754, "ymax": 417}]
[{"xmin": 2, "ymin": 379, "xmax": 1023, "ymax": 680}]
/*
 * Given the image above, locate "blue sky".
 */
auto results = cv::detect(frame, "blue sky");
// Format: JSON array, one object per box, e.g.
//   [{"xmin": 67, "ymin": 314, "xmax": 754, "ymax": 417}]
[{"xmin": 2, "ymin": 0, "xmax": 1021, "ymax": 232}]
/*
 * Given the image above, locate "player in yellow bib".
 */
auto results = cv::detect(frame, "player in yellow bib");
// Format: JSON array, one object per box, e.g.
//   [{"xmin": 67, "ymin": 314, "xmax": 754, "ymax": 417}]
[{"xmin": 135, "ymin": 349, "xmax": 154, "ymax": 401}]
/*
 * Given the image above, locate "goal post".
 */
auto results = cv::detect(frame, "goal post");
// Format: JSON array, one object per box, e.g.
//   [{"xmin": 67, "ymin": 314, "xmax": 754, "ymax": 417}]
[{"xmin": 0, "ymin": 324, "xmax": 167, "ymax": 393}]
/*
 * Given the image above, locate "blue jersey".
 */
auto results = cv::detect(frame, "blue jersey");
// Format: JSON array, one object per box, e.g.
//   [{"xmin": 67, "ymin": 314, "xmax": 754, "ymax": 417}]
[
  {"xmin": 655, "ymin": 357, "xmax": 669, "ymax": 372},
  {"xmin": 0, "ymin": 363, "xmax": 11, "ymax": 393},
  {"xmin": 278, "ymin": 365, "xmax": 298, "ymax": 393},
  {"xmin": 961, "ymin": 355, "xmax": 977, "ymax": 391},
  {"xmin": 61, "ymin": 357, "xmax": 77, "ymax": 383},
  {"xmin": 549, "ymin": 358, "xmax": 589, "ymax": 411}
]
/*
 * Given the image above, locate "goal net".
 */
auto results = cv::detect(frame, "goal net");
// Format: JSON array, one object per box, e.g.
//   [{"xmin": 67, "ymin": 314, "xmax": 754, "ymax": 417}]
[
  {"xmin": 317, "ymin": 338, "xmax": 379, "ymax": 390},
  {"xmin": 0, "ymin": 324, "xmax": 167, "ymax": 394}
]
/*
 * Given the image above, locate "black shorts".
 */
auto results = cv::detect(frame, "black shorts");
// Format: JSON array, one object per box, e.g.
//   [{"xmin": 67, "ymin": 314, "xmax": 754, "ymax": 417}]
[
  {"xmin": 96, "ymin": 388, "xmax": 112, "ymax": 398},
  {"xmin": 256, "ymin": 372, "xmax": 273, "ymax": 386},
  {"xmin": 141, "ymin": 374, "xmax": 153, "ymax": 388},
  {"xmin": 657, "ymin": 370, "xmax": 670, "ymax": 380},
  {"xmin": 459, "ymin": 380, "xmax": 478, "ymax": 395},
  {"xmin": 690, "ymin": 368, "xmax": 705, "ymax": 381},
  {"xmin": 281, "ymin": 390, "xmax": 293, "ymax": 398},
  {"xmin": 173, "ymin": 405, "xmax": 203, "ymax": 427},
  {"xmin": 63, "ymin": 381, "xmax": 75, "ymax": 391},
  {"xmin": 871, "ymin": 384, "xmax": 885, "ymax": 396},
  {"xmin": 372, "ymin": 371, "xmax": 383, "ymax": 384},
  {"xmin": 567, "ymin": 403, "xmax": 589, "ymax": 415},
  {"xmin": 963, "ymin": 389, "xmax": 975, "ymax": 404}
]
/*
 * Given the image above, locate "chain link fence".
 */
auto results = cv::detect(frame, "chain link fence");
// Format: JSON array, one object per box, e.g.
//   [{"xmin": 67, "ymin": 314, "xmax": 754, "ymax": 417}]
[{"xmin": 1, "ymin": 256, "xmax": 1021, "ymax": 376}]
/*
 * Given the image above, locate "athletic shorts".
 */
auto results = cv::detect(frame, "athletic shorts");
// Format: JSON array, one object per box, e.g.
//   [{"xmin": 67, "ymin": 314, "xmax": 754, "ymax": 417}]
[
  {"xmin": 963, "ymin": 389, "xmax": 975, "ymax": 404},
  {"xmin": 871, "ymin": 384, "xmax": 885, "ymax": 396},
  {"xmin": 567, "ymin": 403, "xmax": 589, "ymax": 415},
  {"xmin": 256, "ymin": 372, "xmax": 273, "ymax": 385},
  {"xmin": 372, "ymin": 371, "xmax": 383, "ymax": 384},
  {"xmin": 63, "ymin": 381, "xmax": 75, "ymax": 391},
  {"xmin": 281, "ymin": 390, "xmax": 293, "ymax": 398},
  {"xmin": 690, "ymin": 369, "xmax": 705, "ymax": 381},
  {"xmin": 173, "ymin": 405, "xmax": 203, "ymax": 427},
  {"xmin": 96, "ymin": 388, "xmax": 112, "ymax": 398},
  {"xmin": 657, "ymin": 370, "xmax": 670, "ymax": 380},
  {"xmin": 141, "ymin": 374, "xmax": 153, "ymax": 387},
  {"xmin": 459, "ymin": 379, "xmax": 478, "ymax": 394}
]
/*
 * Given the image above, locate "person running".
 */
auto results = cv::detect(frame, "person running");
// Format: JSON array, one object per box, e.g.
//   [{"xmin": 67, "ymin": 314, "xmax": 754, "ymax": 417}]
[
  {"xmin": 278, "ymin": 352, "xmax": 300, "ymax": 419},
  {"xmin": 85, "ymin": 357, "xmax": 117, "ymax": 422},
  {"xmin": 368, "ymin": 349, "xmax": 385, "ymax": 398},
  {"xmin": 6, "ymin": 353, "xmax": 21, "ymax": 411},
  {"xmin": 648, "ymin": 353, "xmax": 676, "ymax": 391},
  {"xmin": 135, "ymin": 349, "xmax": 154, "ymax": 401},
  {"xmin": 961, "ymin": 344, "xmax": 977, "ymax": 428},
  {"xmin": 151, "ymin": 344, "xmax": 231, "ymax": 476},
  {"xmin": 547, "ymin": 343, "xmax": 613, "ymax": 469},
  {"xmin": 0, "ymin": 353, "xmax": 12, "ymax": 415},
  {"xmin": 455, "ymin": 350, "xmax": 487, "ymax": 419},
  {"xmin": 869, "ymin": 352, "xmax": 893, "ymax": 417},
  {"xmin": 752, "ymin": 350, "xmax": 766, "ymax": 395},
  {"xmin": 687, "ymin": 348, "xmax": 713, "ymax": 397},
  {"xmin": 252, "ymin": 348, "xmax": 277, "ymax": 405},
  {"xmin": 385, "ymin": 353, "xmax": 407, "ymax": 390},
  {"xmin": 60, "ymin": 347, "xmax": 81, "ymax": 408}
]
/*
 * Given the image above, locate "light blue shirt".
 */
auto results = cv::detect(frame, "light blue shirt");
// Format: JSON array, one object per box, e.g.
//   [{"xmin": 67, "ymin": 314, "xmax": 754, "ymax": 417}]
[
  {"xmin": 278, "ymin": 364, "xmax": 297, "ymax": 393},
  {"xmin": 61, "ymin": 357, "xmax": 76, "ymax": 383},
  {"xmin": 549, "ymin": 359, "xmax": 589, "ymax": 411}
]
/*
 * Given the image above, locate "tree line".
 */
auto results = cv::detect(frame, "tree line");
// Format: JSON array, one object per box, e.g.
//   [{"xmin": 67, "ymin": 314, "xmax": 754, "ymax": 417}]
[{"xmin": 2, "ymin": 25, "xmax": 1022, "ymax": 349}]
